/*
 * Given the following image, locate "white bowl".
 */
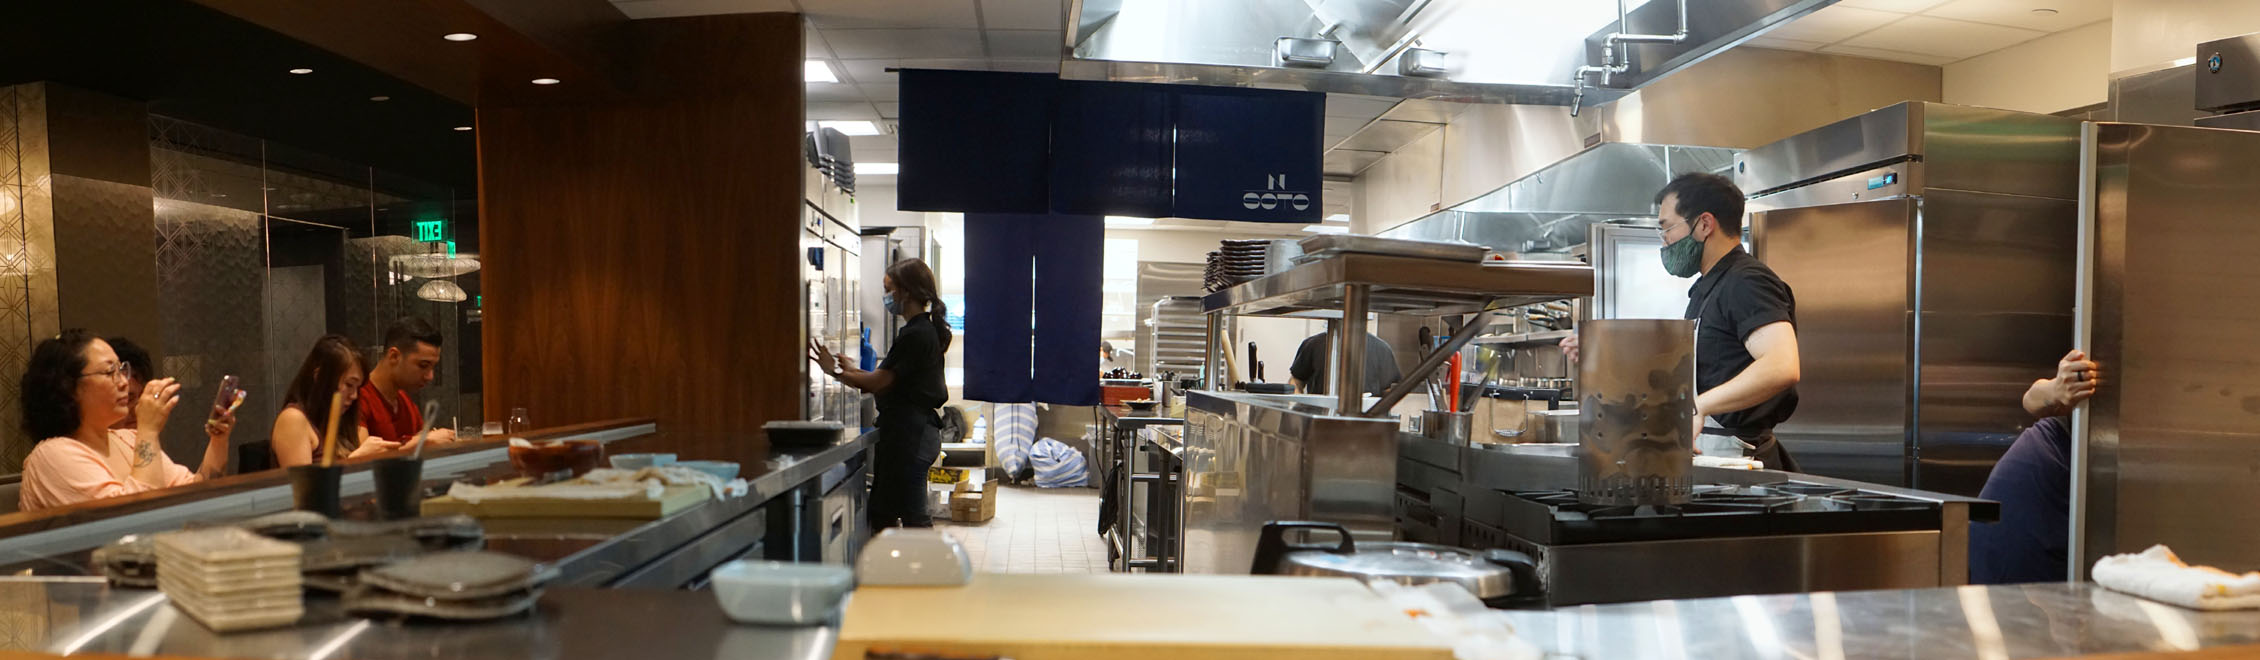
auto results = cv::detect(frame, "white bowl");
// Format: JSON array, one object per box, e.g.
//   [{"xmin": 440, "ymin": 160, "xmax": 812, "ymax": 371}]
[
  {"xmin": 855, "ymin": 528, "xmax": 972, "ymax": 586},
  {"xmin": 709, "ymin": 560, "xmax": 855, "ymax": 625}
]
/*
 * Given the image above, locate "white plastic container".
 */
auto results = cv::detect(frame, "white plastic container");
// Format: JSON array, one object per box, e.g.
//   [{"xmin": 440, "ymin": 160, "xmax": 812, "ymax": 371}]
[
  {"xmin": 855, "ymin": 528, "xmax": 973, "ymax": 586},
  {"xmin": 709, "ymin": 560, "xmax": 855, "ymax": 625}
]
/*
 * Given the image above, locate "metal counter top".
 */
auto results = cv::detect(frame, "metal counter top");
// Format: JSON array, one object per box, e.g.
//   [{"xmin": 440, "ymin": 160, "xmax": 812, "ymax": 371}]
[
  {"xmin": 11, "ymin": 578, "xmax": 2256, "ymax": 659},
  {"xmin": 1500, "ymin": 582, "xmax": 2260, "ymax": 659},
  {"xmin": 7, "ymin": 578, "xmax": 834, "ymax": 660},
  {"xmin": 1200, "ymin": 253, "xmax": 1592, "ymax": 318}
]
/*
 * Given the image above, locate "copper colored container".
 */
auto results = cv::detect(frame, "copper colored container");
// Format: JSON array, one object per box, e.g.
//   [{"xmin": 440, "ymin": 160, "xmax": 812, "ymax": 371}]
[{"xmin": 508, "ymin": 440, "xmax": 604, "ymax": 479}]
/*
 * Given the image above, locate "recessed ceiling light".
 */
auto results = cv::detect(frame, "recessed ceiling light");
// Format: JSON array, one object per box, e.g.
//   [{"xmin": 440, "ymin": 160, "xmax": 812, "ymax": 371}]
[
  {"xmin": 1302, "ymin": 224, "xmax": 1349, "ymax": 234},
  {"xmin": 1105, "ymin": 216, "xmax": 1156, "ymax": 227},
  {"xmin": 443, "ymin": 33, "xmax": 478, "ymax": 42},
  {"xmin": 531, "ymin": 78, "xmax": 561, "ymax": 85},
  {"xmin": 805, "ymin": 60, "xmax": 839, "ymax": 83},
  {"xmin": 855, "ymin": 162, "xmax": 899, "ymax": 175},
  {"xmin": 370, "ymin": 95, "xmax": 391, "ymax": 102},
  {"xmin": 2031, "ymin": 7, "xmax": 2058, "ymax": 15},
  {"xmin": 288, "ymin": 68, "xmax": 314, "ymax": 75},
  {"xmin": 815, "ymin": 120, "xmax": 880, "ymax": 136},
  {"xmin": 453, "ymin": 126, "xmax": 474, "ymax": 132}
]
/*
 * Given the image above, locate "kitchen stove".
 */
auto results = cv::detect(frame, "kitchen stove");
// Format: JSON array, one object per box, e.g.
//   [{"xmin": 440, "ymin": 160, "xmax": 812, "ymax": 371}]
[{"xmin": 1458, "ymin": 482, "xmax": 1967, "ymax": 606}]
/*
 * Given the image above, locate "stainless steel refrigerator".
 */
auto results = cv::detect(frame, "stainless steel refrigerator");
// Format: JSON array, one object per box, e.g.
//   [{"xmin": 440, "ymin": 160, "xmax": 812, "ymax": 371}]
[
  {"xmin": 1735, "ymin": 102, "xmax": 2082, "ymax": 495},
  {"xmin": 2072, "ymin": 122, "xmax": 2260, "ymax": 576},
  {"xmin": 802, "ymin": 179, "xmax": 862, "ymax": 426}
]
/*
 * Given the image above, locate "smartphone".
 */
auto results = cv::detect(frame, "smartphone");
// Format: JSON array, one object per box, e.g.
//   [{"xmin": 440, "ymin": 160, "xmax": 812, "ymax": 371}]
[{"xmin": 210, "ymin": 375, "xmax": 243, "ymax": 422}]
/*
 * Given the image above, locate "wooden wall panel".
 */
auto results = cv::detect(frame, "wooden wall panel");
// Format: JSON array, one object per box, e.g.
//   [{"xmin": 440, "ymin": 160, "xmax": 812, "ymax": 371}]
[{"xmin": 478, "ymin": 13, "xmax": 803, "ymax": 457}]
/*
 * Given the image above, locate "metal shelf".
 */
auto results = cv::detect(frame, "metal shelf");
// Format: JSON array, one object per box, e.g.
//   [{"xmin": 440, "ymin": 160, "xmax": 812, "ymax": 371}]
[
  {"xmin": 1470, "ymin": 329, "xmax": 1574, "ymax": 346},
  {"xmin": 1201, "ymin": 253, "xmax": 1592, "ymax": 318}
]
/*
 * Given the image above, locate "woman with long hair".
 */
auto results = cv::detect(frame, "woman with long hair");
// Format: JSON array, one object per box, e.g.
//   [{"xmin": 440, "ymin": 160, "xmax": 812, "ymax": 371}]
[
  {"xmin": 272, "ymin": 335, "xmax": 393, "ymax": 467},
  {"xmin": 811, "ymin": 258, "xmax": 951, "ymax": 529},
  {"xmin": 17, "ymin": 330, "xmax": 238, "ymax": 511}
]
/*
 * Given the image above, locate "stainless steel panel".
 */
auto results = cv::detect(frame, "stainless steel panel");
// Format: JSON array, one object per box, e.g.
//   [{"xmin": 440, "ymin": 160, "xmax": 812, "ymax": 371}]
[
  {"xmin": 1180, "ymin": 390, "xmax": 1398, "ymax": 574},
  {"xmin": 1581, "ymin": 0, "xmax": 1841, "ymax": 93},
  {"xmin": 1497, "ymin": 583, "xmax": 2260, "ymax": 658},
  {"xmin": 1732, "ymin": 100, "xmax": 1918, "ymax": 196},
  {"xmin": 1751, "ymin": 199, "xmax": 1914, "ymax": 487},
  {"xmin": 1745, "ymin": 163, "xmax": 1916, "ymax": 214},
  {"xmin": 2195, "ymin": 107, "xmax": 2260, "ymax": 130},
  {"xmin": 2112, "ymin": 64, "xmax": 2201, "ymax": 126},
  {"xmin": 2195, "ymin": 32, "xmax": 2260, "ymax": 112},
  {"xmin": 1529, "ymin": 531, "xmax": 1940, "ymax": 605},
  {"xmin": 1374, "ymin": 98, "xmax": 1465, "ymax": 124},
  {"xmin": 1321, "ymin": 149, "xmax": 1387, "ymax": 178},
  {"xmin": 1576, "ymin": 319, "xmax": 1695, "ymax": 506},
  {"xmin": 1736, "ymin": 102, "xmax": 2080, "ymax": 200},
  {"xmin": 1201, "ymin": 252, "xmax": 1592, "ymax": 318},
  {"xmin": 1911, "ymin": 189, "xmax": 2077, "ymax": 497},
  {"xmin": 1331, "ymin": 119, "xmax": 1445, "ymax": 154},
  {"xmin": 2079, "ymin": 123, "xmax": 2260, "ymax": 574}
]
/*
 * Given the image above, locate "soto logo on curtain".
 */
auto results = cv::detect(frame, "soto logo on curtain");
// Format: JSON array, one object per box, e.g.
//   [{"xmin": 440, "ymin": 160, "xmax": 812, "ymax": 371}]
[{"xmin": 961, "ymin": 213, "xmax": 1103, "ymax": 406}]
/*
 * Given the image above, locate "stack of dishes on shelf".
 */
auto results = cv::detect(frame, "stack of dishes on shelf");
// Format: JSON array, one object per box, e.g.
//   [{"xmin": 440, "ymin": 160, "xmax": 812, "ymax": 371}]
[
  {"xmin": 1205, "ymin": 239, "xmax": 1276, "ymax": 292},
  {"xmin": 153, "ymin": 527, "xmax": 305, "ymax": 632},
  {"xmin": 344, "ymin": 551, "xmax": 558, "ymax": 620}
]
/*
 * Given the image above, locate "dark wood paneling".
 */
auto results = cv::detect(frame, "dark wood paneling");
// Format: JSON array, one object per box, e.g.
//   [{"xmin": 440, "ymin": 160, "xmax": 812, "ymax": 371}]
[{"xmin": 479, "ymin": 14, "xmax": 804, "ymax": 459}]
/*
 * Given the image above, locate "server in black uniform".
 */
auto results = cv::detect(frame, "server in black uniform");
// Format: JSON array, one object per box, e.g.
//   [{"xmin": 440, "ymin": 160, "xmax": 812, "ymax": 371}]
[
  {"xmin": 1567, "ymin": 173, "xmax": 1803, "ymax": 470},
  {"xmin": 810, "ymin": 258, "xmax": 951, "ymax": 529}
]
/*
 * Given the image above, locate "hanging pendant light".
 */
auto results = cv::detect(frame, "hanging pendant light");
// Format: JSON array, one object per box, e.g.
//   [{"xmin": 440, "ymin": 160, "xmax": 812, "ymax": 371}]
[
  {"xmin": 416, "ymin": 279, "xmax": 468, "ymax": 302},
  {"xmin": 392, "ymin": 253, "xmax": 481, "ymax": 278}
]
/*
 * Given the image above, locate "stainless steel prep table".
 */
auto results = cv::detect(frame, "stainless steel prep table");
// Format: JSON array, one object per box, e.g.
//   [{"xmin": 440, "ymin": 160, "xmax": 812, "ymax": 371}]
[{"xmin": 1096, "ymin": 404, "xmax": 1184, "ymax": 573}]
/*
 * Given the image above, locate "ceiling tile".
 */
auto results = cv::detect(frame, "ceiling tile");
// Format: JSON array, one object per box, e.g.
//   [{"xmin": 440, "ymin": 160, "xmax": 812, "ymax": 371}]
[
  {"xmin": 875, "ymin": 102, "xmax": 901, "ymax": 118},
  {"xmin": 860, "ymin": 83, "xmax": 902, "ymax": 101},
  {"xmin": 1324, "ymin": 94, "xmax": 1397, "ymax": 119},
  {"xmin": 988, "ymin": 58, "xmax": 1062, "ymax": 73},
  {"xmin": 980, "ymin": 0, "xmax": 1064, "ymax": 30},
  {"xmin": 1836, "ymin": 0, "xmax": 1949, "ymax": 11},
  {"xmin": 853, "ymin": 133, "xmax": 899, "ymax": 149},
  {"xmin": 1763, "ymin": 6, "xmax": 1906, "ymax": 44},
  {"xmin": 611, "ymin": 0, "xmax": 797, "ymax": 19},
  {"xmin": 1840, "ymin": 15, "xmax": 2045, "ymax": 60},
  {"xmin": 801, "ymin": 0, "xmax": 979, "ymax": 29},
  {"xmin": 808, "ymin": 101, "xmax": 880, "ymax": 120},
  {"xmin": 840, "ymin": 58, "xmax": 990, "ymax": 84},
  {"xmin": 1745, "ymin": 36, "xmax": 1828, "ymax": 51},
  {"xmin": 1817, "ymin": 44, "xmax": 1963, "ymax": 66},
  {"xmin": 806, "ymin": 26, "xmax": 831, "ymax": 57},
  {"xmin": 806, "ymin": 82, "xmax": 868, "ymax": 101},
  {"xmin": 987, "ymin": 29, "xmax": 1063, "ymax": 59},
  {"xmin": 822, "ymin": 29, "xmax": 986, "ymax": 59},
  {"xmin": 1922, "ymin": 0, "xmax": 2110, "ymax": 32},
  {"xmin": 1323, "ymin": 116, "xmax": 1367, "ymax": 137}
]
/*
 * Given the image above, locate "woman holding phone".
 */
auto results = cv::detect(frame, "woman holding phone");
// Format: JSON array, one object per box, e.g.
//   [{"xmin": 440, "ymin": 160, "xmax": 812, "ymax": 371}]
[
  {"xmin": 809, "ymin": 258, "xmax": 950, "ymax": 529},
  {"xmin": 17, "ymin": 330, "xmax": 239, "ymax": 512},
  {"xmin": 271, "ymin": 335, "xmax": 392, "ymax": 467}
]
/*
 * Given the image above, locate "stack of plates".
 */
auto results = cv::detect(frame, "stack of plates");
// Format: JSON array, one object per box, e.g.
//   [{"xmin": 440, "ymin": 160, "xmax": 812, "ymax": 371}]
[
  {"xmin": 1205, "ymin": 239, "xmax": 1278, "ymax": 292},
  {"xmin": 153, "ymin": 528, "xmax": 304, "ymax": 632},
  {"xmin": 345, "ymin": 551, "xmax": 558, "ymax": 620}
]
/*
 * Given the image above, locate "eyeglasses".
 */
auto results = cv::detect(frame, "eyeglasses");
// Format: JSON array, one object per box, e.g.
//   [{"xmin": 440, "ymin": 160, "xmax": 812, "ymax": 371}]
[{"xmin": 82, "ymin": 363, "xmax": 132, "ymax": 383}]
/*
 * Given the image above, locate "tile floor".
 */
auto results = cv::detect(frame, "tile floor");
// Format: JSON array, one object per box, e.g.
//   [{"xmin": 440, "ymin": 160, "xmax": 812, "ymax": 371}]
[{"xmin": 937, "ymin": 484, "xmax": 1110, "ymax": 574}]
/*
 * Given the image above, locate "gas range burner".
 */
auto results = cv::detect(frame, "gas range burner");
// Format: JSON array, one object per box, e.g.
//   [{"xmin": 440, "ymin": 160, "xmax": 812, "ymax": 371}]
[{"xmin": 1467, "ymin": 482, "xmax": 1948, "ymax": 546}]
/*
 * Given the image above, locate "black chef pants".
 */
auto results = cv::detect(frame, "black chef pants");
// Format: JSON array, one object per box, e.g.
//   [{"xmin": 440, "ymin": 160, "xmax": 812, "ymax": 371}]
[{"xmin": 869, "ymin": 417, "xmax": 942, "ymax": 530}]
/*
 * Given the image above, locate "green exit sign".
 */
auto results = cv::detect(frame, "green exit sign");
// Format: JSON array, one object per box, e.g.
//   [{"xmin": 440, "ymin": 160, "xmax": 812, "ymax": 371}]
[{"xmin": 415, "ymin": 220, "xmax": 446, "ymax": 242}]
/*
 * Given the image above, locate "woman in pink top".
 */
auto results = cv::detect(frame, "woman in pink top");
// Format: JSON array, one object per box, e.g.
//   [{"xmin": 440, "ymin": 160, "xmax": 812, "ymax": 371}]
[{"xmin": 17, "ymin": 330, "xmax": 239, "ymax": 512}]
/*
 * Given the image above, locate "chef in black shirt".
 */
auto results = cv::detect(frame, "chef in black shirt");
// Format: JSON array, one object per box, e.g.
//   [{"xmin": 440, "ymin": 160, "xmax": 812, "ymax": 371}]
[
  {"xmin": 1566, "ymin": 173, "xmax": 1803, "ymax": 470},
  {"xmin": 811, "ymin": 258, "xmax": 951, "ymax": 528}
]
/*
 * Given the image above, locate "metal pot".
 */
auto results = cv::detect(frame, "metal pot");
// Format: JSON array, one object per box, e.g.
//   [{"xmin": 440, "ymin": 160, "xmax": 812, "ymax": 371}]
[
  {"xmin": 1524, "ymin": 409, "xmax": 1579, "ymax": 445},
  {"xmin": 1248, "ymin": 521, "xmax": 1544, "ymax": 608}
]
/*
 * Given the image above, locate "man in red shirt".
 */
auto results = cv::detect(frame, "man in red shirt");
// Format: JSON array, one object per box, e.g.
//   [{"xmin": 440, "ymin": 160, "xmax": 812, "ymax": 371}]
[{"xmin": 360, "ymin": 317, "xmax": 457, "ymax": 449}]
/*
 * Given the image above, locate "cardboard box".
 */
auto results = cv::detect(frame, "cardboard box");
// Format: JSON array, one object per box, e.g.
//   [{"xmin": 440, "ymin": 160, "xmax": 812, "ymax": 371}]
[
  {"xmin": 928, "ymin": 466, "xmax": 986, "ymax": 484},
  {"xmin": 948, "ymin": 480, "xmax": 997, "ymax": 522}
]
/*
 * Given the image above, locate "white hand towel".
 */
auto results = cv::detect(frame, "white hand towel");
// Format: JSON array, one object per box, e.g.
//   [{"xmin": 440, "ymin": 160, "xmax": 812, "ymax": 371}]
[{"xmin": 2093, "ymin": 545, "xmax": 2260, "ymax": 610}]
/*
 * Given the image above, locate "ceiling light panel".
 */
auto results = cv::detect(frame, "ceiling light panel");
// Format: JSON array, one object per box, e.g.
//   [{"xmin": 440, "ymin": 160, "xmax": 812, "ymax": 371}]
[{"xmin": 806, "ymin": 60, "xmax": 839, "ymax": 83}]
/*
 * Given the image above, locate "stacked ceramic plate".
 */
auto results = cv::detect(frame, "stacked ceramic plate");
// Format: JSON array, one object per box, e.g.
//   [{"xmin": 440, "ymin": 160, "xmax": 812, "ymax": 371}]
[
  {"xmin": 153, "ymin": 528, "xmax": 304, "ymax": 632},
  {"xmin": 1206, "ymin": 239, "xmax": 1276, "ymax": 292},
  {"xmin": 344, "ymin": 551, "xmax": 558, "ymax": 620}
]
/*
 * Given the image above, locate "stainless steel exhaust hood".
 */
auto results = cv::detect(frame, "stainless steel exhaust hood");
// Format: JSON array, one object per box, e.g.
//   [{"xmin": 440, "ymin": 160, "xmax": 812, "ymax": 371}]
[{"xmin": 1064, "ymin": 0, "xmax": 1844, "ymax": 109}]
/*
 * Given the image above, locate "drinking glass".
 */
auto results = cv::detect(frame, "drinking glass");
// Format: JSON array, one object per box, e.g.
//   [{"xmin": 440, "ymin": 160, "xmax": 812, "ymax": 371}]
[{"xmin": 508, "ymin": 407, "xmax": 532, "ymax": 434}]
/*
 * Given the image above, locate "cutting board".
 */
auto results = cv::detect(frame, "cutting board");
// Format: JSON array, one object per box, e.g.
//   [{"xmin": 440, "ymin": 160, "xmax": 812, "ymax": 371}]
[
  {"xmin": 418, "ymin": 484, "xmax": 709, "ymax": 520},
  {"xmin": 832, "ymin": 573, "xmax": 1454, "ymax": 660}
]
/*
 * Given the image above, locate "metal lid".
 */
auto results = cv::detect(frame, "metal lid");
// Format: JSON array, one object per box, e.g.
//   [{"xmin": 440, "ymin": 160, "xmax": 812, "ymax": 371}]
[{"xmin": 1277, "ymin": 541, "xmax": 1518, "ymax": 599}]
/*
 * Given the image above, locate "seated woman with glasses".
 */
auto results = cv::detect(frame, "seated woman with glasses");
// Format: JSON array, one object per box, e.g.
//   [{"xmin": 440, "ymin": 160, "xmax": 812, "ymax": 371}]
[
  {"xmin": 17, "ymin": 330, "xmax": 239, "ymax": 512},
  {"xmin": 271, "ymin": 335, "xmax": 394, "ymax": 468}
]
